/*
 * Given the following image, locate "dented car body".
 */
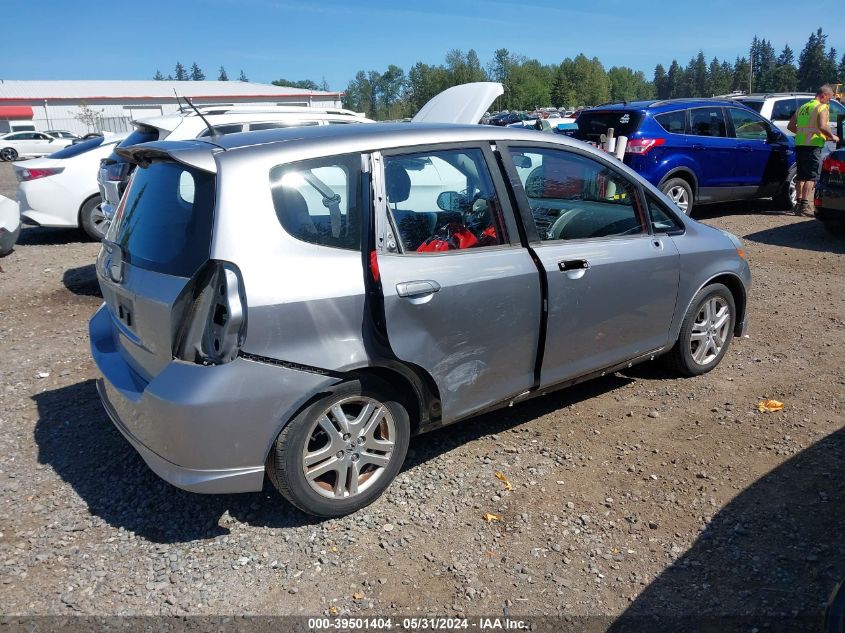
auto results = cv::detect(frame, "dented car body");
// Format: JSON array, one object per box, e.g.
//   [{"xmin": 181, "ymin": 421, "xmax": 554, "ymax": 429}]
[{"xmin": 90, "ymin": 115, "xmax": 750, "ymax": 516}]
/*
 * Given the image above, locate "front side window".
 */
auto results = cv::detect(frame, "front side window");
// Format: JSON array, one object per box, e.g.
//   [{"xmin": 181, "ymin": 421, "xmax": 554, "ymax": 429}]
[
  {"xmin": 269, "ymin": 153, "xmax": 361, "ymax": 251},
  {"xmin": 688, "ymin": 107, "xmax": 727, "ymax": 137},
  {"xmin": 383, "ymin": 148, "xmax": 507, "ymax": 253},
  {"xmin": 646, "ymin": 193, "xmax": 684, "ymax": 233},
  {"xmin": 508, "ymin": 147, "xmax": 644, "ymax": 241},
  {"xmin": 728, "ymin": 108, "xmax": 769, "ymax": 140}
]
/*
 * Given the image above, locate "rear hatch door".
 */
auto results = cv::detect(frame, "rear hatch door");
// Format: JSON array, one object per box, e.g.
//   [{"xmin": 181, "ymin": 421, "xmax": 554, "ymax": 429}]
[{"xmin": 97, "ymin": 146, "xmax": 218, "ymax": 381}]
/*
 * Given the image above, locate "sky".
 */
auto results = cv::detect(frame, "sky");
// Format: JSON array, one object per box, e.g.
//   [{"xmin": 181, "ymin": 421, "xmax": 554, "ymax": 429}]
[{"xmin": 3, "ymin": 0, "xmax": 844, "ymax": 92}]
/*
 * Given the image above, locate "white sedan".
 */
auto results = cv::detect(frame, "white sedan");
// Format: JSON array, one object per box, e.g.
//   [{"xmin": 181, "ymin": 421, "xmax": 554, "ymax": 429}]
[
  {"xmin": 14, "ymin": 132, "xmax": 127, "ymax": 240},
  {"xmin": 0, "ymin": 131, "xmax": 72, "ymax": 161}
]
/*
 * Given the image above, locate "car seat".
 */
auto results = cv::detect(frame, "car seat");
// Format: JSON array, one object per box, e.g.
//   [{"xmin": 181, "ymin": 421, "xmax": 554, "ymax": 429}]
[
  {"xmin": 385, "ymin": 162, "xmax": 437, "ymax": 251},
  {"xmin": 272, "ymin": 185, "xmax": 318, "ymax": 240}
]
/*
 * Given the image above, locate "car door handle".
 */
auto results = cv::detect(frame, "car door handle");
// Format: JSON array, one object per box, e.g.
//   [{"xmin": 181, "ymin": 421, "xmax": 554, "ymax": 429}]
[
  {"xmin": 737, "ymin": 144, "xmax": 754, "ymax": 152},
  {"xmin": 396, "ymin": 280, "xmax": 441, "ymax": 297},
  {"xmin": 691, "ymin": 143, "xmax": 705, "ymax": 150},
  {"xmin": 558, "ymin": 259, "xmax": 590, "ymax": 272}
]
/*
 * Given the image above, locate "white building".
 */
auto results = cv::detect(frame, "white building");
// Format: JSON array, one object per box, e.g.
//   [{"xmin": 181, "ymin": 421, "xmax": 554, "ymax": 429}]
[{"xmin": 0, "ymin": 80, "xmax": 345, "ymax": 135}]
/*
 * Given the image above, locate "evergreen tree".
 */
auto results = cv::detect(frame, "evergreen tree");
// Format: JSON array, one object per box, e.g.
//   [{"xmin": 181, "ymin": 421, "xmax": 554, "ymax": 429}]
[
  {"xmin": 839, "ymin": 52, "xmax": 845, "ymax": 82},
  {"xmin": 174, "ymin": 61, "xmax": 188, "ymax": 81},
  {"xmin": 218, "ymin": 66, "xmax": 229, "ymax": 81},
  {"xmin": 691, "ymin": 51, "xmax": 709, "ymax": 96},
  {"xmin": 238, "ymin": 70, "xmax": 248, "ymax": 82},
  {"xmin": 153, "ymin": 69, "xmax": 164, "ymax": 81},
  {"xmin": 653, "ymin": 64, "xmax": 668, "ymax": 99},
  {"xmin": 797, "ymin": 28, "xmax": 828, "ymax": 91},
  {"xmin": 732, "ymin": 57, "xmax": 751, "ymax": 92},
  {"xmin": 190, "ymin": 62, "xmax": 205, "ymax": 81},
  {"xmin": 709, "ymin": 57, "xmax": 732, "ymax": 96},
  {"xmin": 666, "ymin": 60, "xmax": 684, "ymax": 98}
]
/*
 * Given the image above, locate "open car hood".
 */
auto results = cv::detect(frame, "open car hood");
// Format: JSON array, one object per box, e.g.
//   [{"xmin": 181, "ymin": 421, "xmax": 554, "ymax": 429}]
[{"xmin": 412, "ymin": 82, "xmax": 503, "ymax": 125}]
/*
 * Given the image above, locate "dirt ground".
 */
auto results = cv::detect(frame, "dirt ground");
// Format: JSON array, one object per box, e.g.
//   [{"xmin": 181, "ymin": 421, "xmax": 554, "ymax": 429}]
[{"xmin": 0, "ymin": 160, "xmax": 843, "ymax": 628}]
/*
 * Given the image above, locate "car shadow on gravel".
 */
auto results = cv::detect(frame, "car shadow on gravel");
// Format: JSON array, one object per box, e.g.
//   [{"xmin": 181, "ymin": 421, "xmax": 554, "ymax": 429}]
[
  {"xmin": 609, "ymin": 426, "xmax": 845, "ymax": 632},
  {"xmin": 693, "ymin": 200, "xmax": 791, "ymax": 221},
  {"xmin": 33, "ymin": 374, "xmax": 636, "ymax": 543},
  {"xmin": 33, "ymin": 380, "xmax": 323, "ymax": 543},
  {"xmin": 744, "ymin": 219, "xmax": 845, "ymax": 254},
  {"xmin": 17, "ymin": 226, "xmax": 88, "ymax": 246},
  {"xmin": 62, "ymin": 264, "xmax": 101, "ymax": 297}
]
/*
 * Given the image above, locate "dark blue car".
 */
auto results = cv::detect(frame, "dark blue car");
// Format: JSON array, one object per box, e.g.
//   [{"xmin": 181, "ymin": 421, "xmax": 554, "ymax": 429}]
[{"xmin": 569, "ymin": 99, "xmax": 796, "ymax": 215}]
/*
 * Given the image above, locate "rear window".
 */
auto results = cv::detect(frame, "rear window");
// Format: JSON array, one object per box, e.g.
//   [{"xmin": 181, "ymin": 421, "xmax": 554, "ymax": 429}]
[
  {"xmin": 107, "ymin": 161, "xmax": 215, "ymax": 277},
  {"xmin": 49, "ymin": 136, "xmax": 104, "ymax": 159},
  {"xmin": 571, "ymin": 110, "xmax": 643, "ymax": 142},
  {"xmin": 117, "ymin": 125, "xmax": 160, "ymax": 148}
]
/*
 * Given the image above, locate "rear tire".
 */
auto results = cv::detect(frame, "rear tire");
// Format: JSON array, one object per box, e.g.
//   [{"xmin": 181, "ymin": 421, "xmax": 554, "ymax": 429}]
[
  {"xmin": 79, "ymin": 195, "xmax": 108, "ymax": 241},
  {"xmin": 660, "ymin": 177, "xmax": 694, "ymax": 215},
  {"xmin": 267, "ymin": 378, "xmax": 410, "ymax": 517},
  {"xmin": 773, "ymin": 165, "xmax": 797, "ymax": 210},
  {"xmin": 665, "ymin": 283, "xmax": 736, "ymax": 377},
  {"xmin": 0, "ymin": 147, "xmax": 18, "ymax": 162}
]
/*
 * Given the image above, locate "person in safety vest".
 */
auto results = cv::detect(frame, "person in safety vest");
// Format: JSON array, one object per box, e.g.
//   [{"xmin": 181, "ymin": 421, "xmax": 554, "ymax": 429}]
[{"xmin": 787, "ymin": 84, "xmax": 840, "ymax": 215}]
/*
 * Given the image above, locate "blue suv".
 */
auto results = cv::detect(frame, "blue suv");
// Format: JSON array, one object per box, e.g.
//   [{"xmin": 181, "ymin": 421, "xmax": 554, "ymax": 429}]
[{"xmin": 569, "ymin": 99, "xmax": 796, "ymax": 215}]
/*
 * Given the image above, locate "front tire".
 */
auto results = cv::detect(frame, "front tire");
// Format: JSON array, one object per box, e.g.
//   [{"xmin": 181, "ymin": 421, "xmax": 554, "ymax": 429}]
[
  {"xmin": 665, "ymin": 283, "xmax": 736, "ymax": 376},
  {"xmin": 773, "ymin": 165, "xmax": 797, "ymax": 210},
  {"xmin": 79, "ymin": 195, "xmax": 108, "ymax": 241},
  {"xmin": 0, "ymin": 147, "xmax": 18, "ymax": 162},
  {"xmin": 268, "ymin": 378, "xmax": 410, "ymax": 517},
  {"xmin": 660, "ymin": 177, "xmax": 694, "ymax": 215}
]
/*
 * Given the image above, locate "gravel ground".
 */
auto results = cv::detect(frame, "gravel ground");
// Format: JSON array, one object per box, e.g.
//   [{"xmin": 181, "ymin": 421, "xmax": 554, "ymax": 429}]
[{"xmin": 0, "ymin": 161, "xmax": 843, "ymax": 626}]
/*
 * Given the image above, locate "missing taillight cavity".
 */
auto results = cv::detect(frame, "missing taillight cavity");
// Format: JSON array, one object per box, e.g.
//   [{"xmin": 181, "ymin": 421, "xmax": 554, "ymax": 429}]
[{"xmin": 173, "ymin": 261, "xmax": 247, "ymax": 365}]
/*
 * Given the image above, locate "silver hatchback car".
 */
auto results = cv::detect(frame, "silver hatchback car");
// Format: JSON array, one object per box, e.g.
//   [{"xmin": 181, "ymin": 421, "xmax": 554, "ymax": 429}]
[{"xmin": 90, "ymin": 121, "xmax": 750, "ymax": 517}]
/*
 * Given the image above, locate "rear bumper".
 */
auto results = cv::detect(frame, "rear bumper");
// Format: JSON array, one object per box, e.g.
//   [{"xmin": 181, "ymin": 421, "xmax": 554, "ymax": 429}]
[
  {"xmin": 89, "ymin": 304, "xmax": 340, "ymax": 494},
  {"xmin": 17, "ymin": 181, "xmax": 82, "ymax": 228},
  {"xmin": 815, "ymin": 181, "xmax": 845, "ymax": 225}
]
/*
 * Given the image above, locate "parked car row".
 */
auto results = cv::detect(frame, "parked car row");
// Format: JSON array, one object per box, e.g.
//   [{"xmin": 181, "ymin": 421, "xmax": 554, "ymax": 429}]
[
  {"xmin": 0, "ymin": 131, "xmax": 75, "ymax": 161},
  {"xmin": 86, "ymin": 83, "xmax": 753, "ymax": 517}
]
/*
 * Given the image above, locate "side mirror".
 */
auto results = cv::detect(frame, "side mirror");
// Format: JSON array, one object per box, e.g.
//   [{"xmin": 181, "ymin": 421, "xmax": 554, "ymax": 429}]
[
  {"xmin": 766, "ymin": 127, "xmax": 783, "ymax": 144},
  {"xmin": 512, "ymin": 154, "xmax": 533, "ymax": 169},
  {"xmin": 436, "ymin": 191, "xmax": 463, "ymax": 213}
]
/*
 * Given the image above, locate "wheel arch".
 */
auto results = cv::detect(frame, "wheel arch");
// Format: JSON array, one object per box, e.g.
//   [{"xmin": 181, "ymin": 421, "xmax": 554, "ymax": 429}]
[
  {"xmin": 679, "ymin": 273, "xmax": 747, "ymax": 338},
  {"xmin": 658, "ymin": 168, "xmax": 699, "ymax": 197},
  {"xmin": 77, "ymin": 192, "xmax": 102, "ymax": 228}
]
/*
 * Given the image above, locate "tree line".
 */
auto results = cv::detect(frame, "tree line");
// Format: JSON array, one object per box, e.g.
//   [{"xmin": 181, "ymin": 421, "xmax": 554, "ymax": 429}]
[
  {"xmin": 153, "ymin": 63, "xmax": 248, "ymax": 82},
  {"xmin": 341, "ymin": 29, "xmax": 842, "ymax": 119},
  {"xmin": 150, "ymin": 28, "xmax": 844, "ymax": 119}
]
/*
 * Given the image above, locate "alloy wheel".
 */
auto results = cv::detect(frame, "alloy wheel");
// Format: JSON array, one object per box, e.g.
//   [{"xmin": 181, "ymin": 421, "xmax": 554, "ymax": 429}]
[
  {"xmin": 667, "ymin": 185, "xmax": 690, "ymax": 214},
  {"xmin": 88, "ymin": 204, "xmax": 110, "ymax": 239},
  {"xmin": 689, "ymin": 296, "xmax": 731, "ymax": 365},
  {"xmin": 302, "ymin": 396, "xmax": 396, "ymax": 499},
  {"xmin": 0, "ymin": 148, "xmax": 17, "ymax": 161}
]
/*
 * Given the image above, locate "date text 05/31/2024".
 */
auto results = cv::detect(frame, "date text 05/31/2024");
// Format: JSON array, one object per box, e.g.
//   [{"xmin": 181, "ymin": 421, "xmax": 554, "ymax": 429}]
[{"xmin": 307, "ymin": 617, "xmax": 530, "ymax": 631}]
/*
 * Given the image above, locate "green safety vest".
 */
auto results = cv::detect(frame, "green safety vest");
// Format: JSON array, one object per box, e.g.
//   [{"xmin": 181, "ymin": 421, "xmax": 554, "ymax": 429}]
[{"xmin": 795, "ymin": 99, "xmax": 829, "ymax": 147}]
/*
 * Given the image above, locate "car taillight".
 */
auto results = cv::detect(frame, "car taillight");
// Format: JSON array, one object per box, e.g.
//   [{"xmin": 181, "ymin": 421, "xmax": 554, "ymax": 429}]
[
  {"xmin": 625, "ymin": 138, "xmax": 665, "ymax": 154},
  {"xmin": 173, "ymin": 261, "xmax": 247, "ymax": 365},
  {"xmin": 822, "ymin": 155, "xmax": 845, "ymax": 173},
  {"xmin": 17, "ymin": 167, "xmax": 64, "ymax": 182}
]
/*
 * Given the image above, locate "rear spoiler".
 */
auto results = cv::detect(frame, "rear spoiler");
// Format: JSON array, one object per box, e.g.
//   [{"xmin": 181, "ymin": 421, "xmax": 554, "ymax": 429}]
[{"xmin": 116, "ymin": 139, "xmax": 221, "ymax": 173}]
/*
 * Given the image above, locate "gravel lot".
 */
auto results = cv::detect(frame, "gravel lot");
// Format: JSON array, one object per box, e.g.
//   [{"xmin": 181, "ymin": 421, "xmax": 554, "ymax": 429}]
[{"xmin": 1, "ymin": 160, "xmax": 843, "ymax": 627}]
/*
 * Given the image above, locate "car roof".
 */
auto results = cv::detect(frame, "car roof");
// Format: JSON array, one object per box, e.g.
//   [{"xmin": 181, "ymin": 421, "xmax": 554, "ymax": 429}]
[
  {"xmin": 117, "ymin": 121, "xmax": 600, "ymax": 173},
  {"xmin": 584, "ymin": 98, "xmax": 747, "ymax": 113}
]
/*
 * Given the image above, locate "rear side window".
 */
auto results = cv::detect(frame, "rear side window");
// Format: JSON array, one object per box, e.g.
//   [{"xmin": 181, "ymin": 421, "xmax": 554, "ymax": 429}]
[
  {"xmin": 739, "ymin": 100, "xmax": 764, "ymax": 114},
  {"xmin": 771, "ymin": 98, "xmax": 799, "ymax": 121},
  {"xmin": 688, "ymin": 107, "xmax": 727, "ymax": 137},
  {"xmin": 49, "ymin": 136, "xmax": 104, "ymax": 158},
  {"xmin": 655, "ymin": 110, "xmax": 686, "ymax": 134},
  {"xmin": 249, "ymin": 121, "xmax": 319, "ymax": 130},
  {"xmin": 571, "ymin": 110, "xmax": 643, "ymax": 143},
  {"xmin": 108, "ymin": 161, "xmax": 215, "ymax": 277},
  {"xmin": 197, "ymin": 124, "xmax": 244, "ymax": 138},
  {"xmin": 269, "ymin": 153, "xmax": 361, "ymax": 251}
]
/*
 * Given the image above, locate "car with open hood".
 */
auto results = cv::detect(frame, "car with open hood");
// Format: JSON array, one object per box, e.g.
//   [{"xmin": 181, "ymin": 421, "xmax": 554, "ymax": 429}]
[{"xmin": 90, "ymin": 83, "xmax": 751, "ymax": 517}]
